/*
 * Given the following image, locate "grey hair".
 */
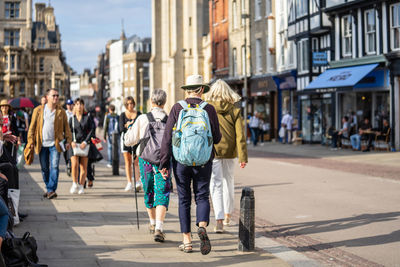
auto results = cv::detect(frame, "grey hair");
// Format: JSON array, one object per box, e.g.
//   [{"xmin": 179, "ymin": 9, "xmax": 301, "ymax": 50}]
[{"xmin": 151, "ymin": 89, "xmax": 167, "ymax": 106}]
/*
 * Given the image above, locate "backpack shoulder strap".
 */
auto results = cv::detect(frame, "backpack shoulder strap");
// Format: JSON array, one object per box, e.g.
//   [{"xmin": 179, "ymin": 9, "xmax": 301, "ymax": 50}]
[
  {"xmin": 178, "ymin": 100, "xmax": 188, "ymax": 109},
  {"xmin": 146, "ymin": 112, "xmax": 156, "ymax": 122},
  {"xmin": 161, "ymin": 114, "xmax": 168, "ymax": 123},
  {"xmin": 199, "ymin": 101, "xmax": 208, "ymax": 109}
]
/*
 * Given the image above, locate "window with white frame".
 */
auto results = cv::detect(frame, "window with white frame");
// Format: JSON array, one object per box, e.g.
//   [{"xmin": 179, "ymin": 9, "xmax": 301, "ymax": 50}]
[
  {"xmin": 296, "ymin": 0, "xmax": 308, "ymax": 17},
  {"xmin": 256, "ymin": 39, "xmax": 262, "ymax": 72},
  {"xmin": 233, "ymin": 0, "xmax": 238, "ymax": 29},
  {"xmin": 255, "ymin": 0, "xmax": 262, "ymax": 20},
  {"xmin": 130, "ymin": 63, "xmax": 134, "ymax": 80},
  {"xmin": 310, "ymin": 0, "xmax": 318, "ymax": 14},
  {"xmin": 241, "ymin": 45, "xmax": 246, "ymax": 75},
  {"xmin": 232, "ymin": 48, "xmax": 238, "ymax": 76},
  {"xmin": 365, "ymin": 9, "xmax": 376, "ymax": 54},
  {"xmin": 342, "ymin": 15, "xmax": 353, "ymax": 57},
  {"xmin": 124, "ymin": 64, "xmax": 129, "ymax": 80},
  {"xmin": 280, "ymin": 32, "xmax": 285, "ymax": 66},
  {"xmin": 5, "ymin": 2, "xmax": 20, "ymax": 19},
  {"xmin": 4, "ymin": 29, "xmax": 20, "ymax": 46},
  {"xmin": 288, "ymin": 0, "xmax": 295, "ymax": 22},
  {"xmin": 312, "ymin": 38, "xmax": 318, "ymax": 52},
  {"xmin": 241, "ymin": 0, "xmax": 246, "ymax": 25},
  {"xmin": 288, "ymin": 41, "xmax": 295, "ymax": 66},
  {"xmin": 297, "ymin": 39, "xmax": 309, "ymax": 72},
  {"xmin": 266, "ymin": 0, "xmax": 272, "ymax": 16},
  {"xmin": 390, "ymin": 3, "xmax": 400, "ymax": 50}
]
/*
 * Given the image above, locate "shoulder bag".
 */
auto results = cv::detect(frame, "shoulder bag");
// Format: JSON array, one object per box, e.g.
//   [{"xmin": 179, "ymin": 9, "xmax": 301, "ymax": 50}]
[{"xmin": 72, "ymin": 116, "xmax": 90, "ymax": 157}]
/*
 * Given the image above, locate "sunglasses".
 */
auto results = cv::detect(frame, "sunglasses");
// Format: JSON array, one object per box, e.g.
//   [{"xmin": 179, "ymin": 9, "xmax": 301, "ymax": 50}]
[{"xmin": 51, "ymin": 94, "xmax": 59, "ymax": 98}]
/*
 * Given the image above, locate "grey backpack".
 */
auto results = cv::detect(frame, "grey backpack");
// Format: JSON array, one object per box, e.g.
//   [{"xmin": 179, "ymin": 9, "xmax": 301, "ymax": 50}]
[{"xmin": 139, "ymin": 112, "xmax": 168, "ymax": 165}]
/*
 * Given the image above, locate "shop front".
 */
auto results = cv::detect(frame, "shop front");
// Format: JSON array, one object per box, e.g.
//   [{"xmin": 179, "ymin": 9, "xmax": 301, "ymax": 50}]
[
  {"xmin": 273, "ymin": 71, "xmax": 298, "ymax": 133},
  {"xmin": 249, "ymin": 75, "xmax": 277, "ymax": 140},
  {"xmin": 304, "ymin": 63, "xmax": 390, "ymax": 144}
]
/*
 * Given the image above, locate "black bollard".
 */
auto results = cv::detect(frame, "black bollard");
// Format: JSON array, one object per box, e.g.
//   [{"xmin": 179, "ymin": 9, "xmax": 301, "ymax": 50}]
[
  {"xmin": 112, "ymin": 132, "xmax": 119, "ymax": 175},
  {"xmin": 238, "ymin": 187, "xmax": 255, "ymax": 251}
]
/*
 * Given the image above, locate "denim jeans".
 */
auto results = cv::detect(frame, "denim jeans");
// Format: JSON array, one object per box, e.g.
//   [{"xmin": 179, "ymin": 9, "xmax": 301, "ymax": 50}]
[
  {"xmin": 350, "ymin": 134, "xmax": 361, "ymax": 150},
  {"xmin": 250, "ymin": 127, "xmax": 259, "ymax": 146},
  {"xmin": 39, "ymin": 146, "xmax": 60, "ymax": 193},
  {"xmin": 107, "ymin": 134, "xmax": 119, "ymax": 165},
  {"xmin": 0, "ymin": 198, "xmax": 8, "ymax": 238},
  {"xmin": 107, "ymin": 136, "xmax": 113, "ymax": 165}
]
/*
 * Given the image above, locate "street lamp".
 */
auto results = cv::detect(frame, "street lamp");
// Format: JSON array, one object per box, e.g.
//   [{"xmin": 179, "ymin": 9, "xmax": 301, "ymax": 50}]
[{"xmin": 242, "ymin": 13, "xmax": 250, "ymax": 137}]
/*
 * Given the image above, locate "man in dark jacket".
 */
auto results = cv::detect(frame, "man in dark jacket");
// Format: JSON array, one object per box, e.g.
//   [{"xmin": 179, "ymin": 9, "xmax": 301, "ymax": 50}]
[
  {"xmin": 160, "ymin": 75, "xmax": 221, "ymax": 255},
  {"xmin": 103, "ymin": 105, "xmax": 119, "ymax": 168}
]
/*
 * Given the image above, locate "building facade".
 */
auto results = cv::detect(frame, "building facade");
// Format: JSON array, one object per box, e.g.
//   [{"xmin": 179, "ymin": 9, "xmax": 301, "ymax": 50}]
[
  {"xmin": 122, "ymin": 35, "xmax": 151, "ymax": 112},
  {"xmin": 249, "ymin": 0, "xmax": 278, "ymax": 139},
  {"xmin": 287, "ymin": 0, "xmax": 332, "ymax": 143},
  {"xmin": 0, "ymin": 1, "xmax": 69, "ymax": 101},
  {"xmin": 151, "ymin": 0, "xmax": 210, "ymax": 111}
]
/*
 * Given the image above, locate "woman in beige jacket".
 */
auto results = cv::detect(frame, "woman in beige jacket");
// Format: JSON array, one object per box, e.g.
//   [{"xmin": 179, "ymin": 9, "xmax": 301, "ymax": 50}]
[{"xmin": 204, "ymin": 79, "xmax": 248, "ymax": 233}]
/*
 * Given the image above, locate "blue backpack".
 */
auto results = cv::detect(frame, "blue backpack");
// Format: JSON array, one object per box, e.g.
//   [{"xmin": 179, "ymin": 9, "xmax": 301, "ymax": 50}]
[
  {"xmin": 172, "ymin": 101, "xmax": 213, "ymax": 166},
  {"xmin": 107, "ymin": 114, "xmax": 119, "ymax": 135}
]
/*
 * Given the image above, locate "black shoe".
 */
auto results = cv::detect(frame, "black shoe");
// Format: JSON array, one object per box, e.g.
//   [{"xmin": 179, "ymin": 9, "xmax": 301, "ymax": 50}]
[
  {"xmin": 42, "ymin": 192, "xmax": 48, "ymax": 198},
  {"xmin": 47, "ymin": 192, "xmax": 57, "ymax": 199},
  {"xmin": 197, "ymin": 227, "xmax": 211, "ymax": 255},
  {"xmin": 18, "ymin": 212, "xmax": 28, "ymax": 219},
  {"xmin": 362, "ymin": 148, "xmax": 370, "ymax": 152},
  {"xmin": 154, "ymin": 230, "xmax": 165, "ymax": 242}
]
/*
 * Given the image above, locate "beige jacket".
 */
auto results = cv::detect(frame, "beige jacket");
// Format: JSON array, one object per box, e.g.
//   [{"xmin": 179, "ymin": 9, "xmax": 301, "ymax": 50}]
[{"xmin": 27, "ymin": 104, "xmax": 72, "ymax": 154}]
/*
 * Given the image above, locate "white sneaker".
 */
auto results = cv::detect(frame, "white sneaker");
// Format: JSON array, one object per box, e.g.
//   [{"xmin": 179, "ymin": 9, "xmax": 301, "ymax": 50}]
[
  {"xmin": 135, "ymin": 181, "xmax": 142, "ymax": 192},
  {"xmin": 124, "ymin": 182, "xmax": 133, "ymax": 191},
  {"xmin": 70, "ymin": 183, "xmax": 79, "ymax": 194},
  {"xmin": 78, "ymin": 184, "xmax": 84, "ymax": 194},
  {"xmin": 106, "ymin": 164, "xmax": 112, "ymax": 168}
]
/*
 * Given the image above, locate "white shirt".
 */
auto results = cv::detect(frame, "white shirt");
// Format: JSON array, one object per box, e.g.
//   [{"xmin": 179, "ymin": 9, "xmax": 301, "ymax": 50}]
[
  {"xmin": 124, "ymin": 107, "xmax": 167, "ymax": 156},
  {"xmin": 42, "ymin": 104, "xmax": 56, "ymax": 147},
  {"xmin": 249, "ymin": 115, "xmax": 260, "ymax": 128},
  {"xmin": 66, "ymin": 110, "xmax": 74, "ymax": 122},
  {"xmin": 281, "ymin": 114, "xmax": 293, "ymax": 130}
]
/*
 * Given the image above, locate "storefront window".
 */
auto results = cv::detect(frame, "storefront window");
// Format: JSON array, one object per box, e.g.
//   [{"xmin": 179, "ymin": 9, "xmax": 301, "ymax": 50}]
[
  {"xmin": 339, "ymin": 91, "xmax": 389, "ymax": 130},
  {"xmin": 301, "ymin": 95, "xmax": 332, "ymax": 143}
]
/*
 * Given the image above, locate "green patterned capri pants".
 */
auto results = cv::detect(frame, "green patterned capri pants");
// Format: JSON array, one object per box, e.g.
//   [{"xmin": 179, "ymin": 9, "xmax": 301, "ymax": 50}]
[{"xmin": 139, "ymin": 157, "xmax": 172, "ymax": 209}]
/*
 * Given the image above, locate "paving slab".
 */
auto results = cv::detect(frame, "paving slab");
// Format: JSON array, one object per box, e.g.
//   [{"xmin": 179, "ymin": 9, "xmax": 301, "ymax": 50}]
[{"xmin": 14, "ymin": 159, "xmax": 291, "ymax": 267}]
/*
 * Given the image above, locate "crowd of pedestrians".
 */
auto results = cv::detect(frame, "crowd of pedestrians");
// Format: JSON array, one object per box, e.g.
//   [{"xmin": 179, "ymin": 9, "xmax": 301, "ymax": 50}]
[{"xmin": 0, "ymin": 73, "xmax": 249, "ymax": 259}]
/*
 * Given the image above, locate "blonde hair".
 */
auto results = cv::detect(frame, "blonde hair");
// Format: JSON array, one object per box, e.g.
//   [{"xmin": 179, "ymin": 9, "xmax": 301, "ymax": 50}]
[{"xmin": 205, "ymin": 79, "xmax": 241, "ymax": 104}]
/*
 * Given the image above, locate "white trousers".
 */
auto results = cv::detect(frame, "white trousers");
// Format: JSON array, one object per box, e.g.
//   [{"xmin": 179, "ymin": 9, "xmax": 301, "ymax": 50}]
[{"xmin": 210, "ymin": 158, "xmax": 236, "ymax": 221}]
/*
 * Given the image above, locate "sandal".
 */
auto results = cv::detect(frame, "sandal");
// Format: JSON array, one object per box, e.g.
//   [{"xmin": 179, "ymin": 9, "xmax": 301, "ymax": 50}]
[
  {"xmin": 197, "ymin": 227, "xmax": 211, "ymax": 255},
  {"xmin": 178, "ymin": 243, "xmax": 193, "ymax": 253}
]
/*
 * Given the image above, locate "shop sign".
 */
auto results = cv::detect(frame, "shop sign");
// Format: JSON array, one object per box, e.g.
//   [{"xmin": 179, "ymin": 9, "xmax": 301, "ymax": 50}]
[
  {"xmin": 312, "ymin": 52, "xmax": 328, "ymax": 66},
  {"xmin": 315, "ymin": 88, "xmax": 336, "ymax": 93},
  {"xmin": 250, "ymin": 76, "xmax": 277, "ymax": 96}
]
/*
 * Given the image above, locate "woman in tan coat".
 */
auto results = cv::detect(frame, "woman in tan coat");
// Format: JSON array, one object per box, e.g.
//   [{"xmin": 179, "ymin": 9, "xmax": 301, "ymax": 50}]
[{"xmin": 204, "ymin": 79, "xmax": 248, "ymax": 233}]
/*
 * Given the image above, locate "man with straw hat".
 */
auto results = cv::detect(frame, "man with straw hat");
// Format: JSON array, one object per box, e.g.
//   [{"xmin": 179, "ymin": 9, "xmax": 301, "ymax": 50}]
[{"xmin": 159, "ymin": 74, "xmax": 221, "ymax": 254}]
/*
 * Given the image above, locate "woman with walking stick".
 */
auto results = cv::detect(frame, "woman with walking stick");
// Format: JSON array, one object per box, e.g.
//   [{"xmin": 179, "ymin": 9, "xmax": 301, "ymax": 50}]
[{"xmin": 124, "ymin": 89, "xmax": 171, "ymax": 242}]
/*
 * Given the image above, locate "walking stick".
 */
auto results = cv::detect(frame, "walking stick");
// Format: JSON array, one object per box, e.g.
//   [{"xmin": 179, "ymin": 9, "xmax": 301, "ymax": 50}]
[{"xmin": 132, "ymin": 150, "xmax": 140, "ymax": 229}]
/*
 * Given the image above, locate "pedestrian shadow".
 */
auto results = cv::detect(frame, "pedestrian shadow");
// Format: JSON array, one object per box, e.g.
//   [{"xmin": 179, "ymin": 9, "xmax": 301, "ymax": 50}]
[
  {"xmin": 265, "ymin": 211, "xmax": 400, "ymax": 250},
  {"xmin": 16, "ymin": 163, "xmax": 282, "ymax": 266},
  {"xmin": 234, "ymin": 183, "xmax": 293, "ymax": 191}
]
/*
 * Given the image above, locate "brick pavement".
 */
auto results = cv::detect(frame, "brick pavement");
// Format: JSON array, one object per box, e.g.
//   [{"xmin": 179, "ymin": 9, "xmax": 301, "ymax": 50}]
[{"xmin": 14, "ymin": 160, "xmax": 290, "ymax": 267}]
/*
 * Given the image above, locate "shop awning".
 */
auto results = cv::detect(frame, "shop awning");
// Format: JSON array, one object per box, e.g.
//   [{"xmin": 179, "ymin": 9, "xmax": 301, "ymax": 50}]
[
  {"xmin": 250, "ymin": 76, "xmax": 277, "ymax": 96},
  {"xmin": 305, "ymin": 63, "xmax": 379, "ymax": 91}
]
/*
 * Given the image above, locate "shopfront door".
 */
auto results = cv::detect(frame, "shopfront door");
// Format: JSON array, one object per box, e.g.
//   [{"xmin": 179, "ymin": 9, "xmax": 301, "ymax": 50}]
[{"xmin": 301, "ymin": 95, "xmax": 332, "ymax": 143}]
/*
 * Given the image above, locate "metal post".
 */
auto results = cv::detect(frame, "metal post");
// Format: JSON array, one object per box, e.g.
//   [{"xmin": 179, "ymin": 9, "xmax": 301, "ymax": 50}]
[
  {"xmin": 112, "ymin": 132, "xmax": 119, "ymax": 175},
  {"xmin": 238, "ymin": 187, "xmax": 255, "ymax": 251}
]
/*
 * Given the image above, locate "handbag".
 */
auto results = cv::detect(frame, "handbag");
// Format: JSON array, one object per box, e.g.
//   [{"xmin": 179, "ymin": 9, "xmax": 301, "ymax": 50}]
[
  {"xmin": 2, "ymin": 232, "xmax": 48, "ymax": 267},
  {"xmin": 71, "ymin": 116, "xmax": 89, "ymax": 157},
  {"xmin": 91, "ymin": 137, "xmax": 103, "ymax": 151}
]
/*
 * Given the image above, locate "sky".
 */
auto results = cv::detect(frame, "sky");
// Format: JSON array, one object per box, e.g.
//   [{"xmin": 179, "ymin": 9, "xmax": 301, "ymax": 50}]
[{"xmin": 33, "ymin": 0, "xmax": 152, "ymax": 74}]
